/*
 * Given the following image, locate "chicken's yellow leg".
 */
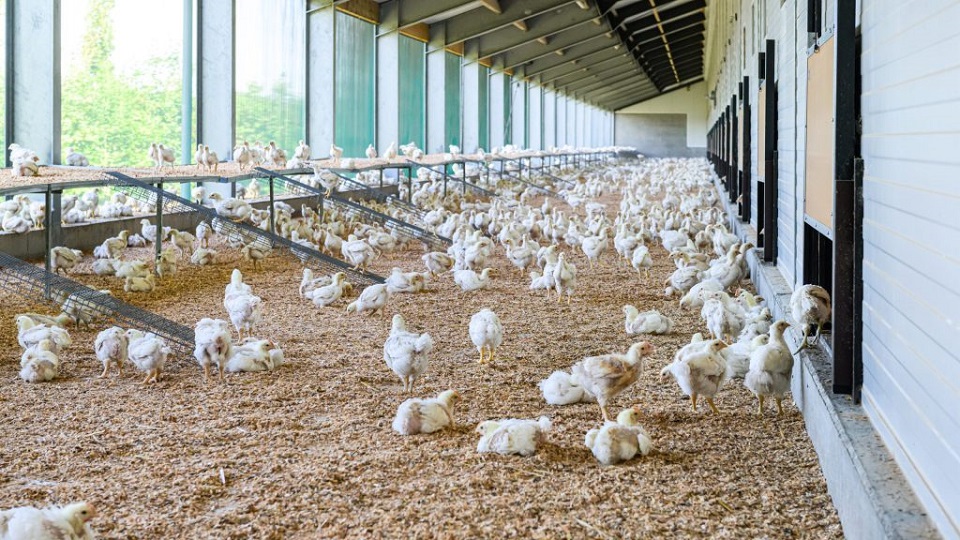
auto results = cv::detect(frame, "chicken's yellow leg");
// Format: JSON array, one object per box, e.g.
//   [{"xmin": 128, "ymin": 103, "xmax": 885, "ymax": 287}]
[
  {"xmin": 706, "ymin": 397, "xmax": 721, "ymax": 415},
  {"xmin": 478, "ymin": 347, "xmax": 485, "ymax": 364},
  {"xmin": 691, "ymin": 394, "xmax": 699, "ymax": 411},
  {"xmin": 203, "ymin": 364, "xmax": 210, "ymax": 382},
  {"xmin": 757, "ymin": 395, "xmax": 765, "ymax": 416},
  {"xmin": 775, "ymin": 398, "xmax": 784, "ymax": 416},
  {"xmin": 488, "ymin": 345, "xmax": 495, "ymax": 364},
  {"xmin": 599, "ymin": 403, "xmax": 610, "ymax": 422},
  {"xmin": 98, "ymin": 363, "xmax": 110, "ymax": 379}
]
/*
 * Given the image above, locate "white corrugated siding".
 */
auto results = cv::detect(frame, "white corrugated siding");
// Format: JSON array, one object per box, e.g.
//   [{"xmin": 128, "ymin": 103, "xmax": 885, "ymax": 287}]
[{"xmin": 860, "ymin": 0, "xmax": 960, "ymax": 537}]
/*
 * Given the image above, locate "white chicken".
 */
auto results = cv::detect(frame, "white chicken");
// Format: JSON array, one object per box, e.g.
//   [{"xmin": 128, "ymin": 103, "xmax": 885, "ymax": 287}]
[
  {"xmin": 169, "ymin": 229, "xmax": 196, "ymax": 258},
  {"xmin": 0, "ymin": 501, "xmax": 97, "ymax": 539},
  {"xmin": 790, "ymin": 284, "xmax": 831, "ymax": 351},
  {"xmin": 240, "ymin": 243, "xmax": 271, "ymax": 270},
  {"xmin": 140, "ymin": 218, "xmax": 170, "ymax": 244},
  {"xmin": 193, "ymin": 318, "xmax": 234, "ymax": 381},
  {"xmin": 294, "ymin": 139, "xmax": 311, "ymax": 161},
  {"xmin": 329, "ymin": 143, "xmax": 343, "ymax": 164},
  {"xmin": 223, "ymin": 270, "xmax": 262, "ymax": 340},
  {"xmin": 421, "ymin": 251, "xmax": 454, "ymax": 276},
  {"xmin": 94, "ymin": 326, "xmax": 128, "ymax": 378},
  {"xmin": 365, "ymin": 144, "xmax": 377, "ymax": 159},
  {"xmin": 64, "ymin": 147, "xmax": 90, "ymax": 167},
  {"xmin": 385, "ymin": 268, "xmax": 427, "ymax": 294},
  {"xmin": 678, "ymin": 279, "xmax": 724, "ymax": 310},
  {"xmin": 124, "ymin": 273, "xmax": 156, "ymax": 293},
  {"xmin": 580, "ymin": 227, "xmax": 610, "ymax": 268},
  {"xmin": 346, "ymin": 283, "xmax": 390, "ymax": 316},
  {"xmin": 476, "ymin": 416, "xmax": 551, "ymax": 457},
  {"xmin": 572, "ymin": 341, "xmax": 656, "ymax": 421},
  {"xmin": 306, "ymin": 272, "xmax": 347, "ymax": 308},
  {"xmin": 190, "ymin": 247, "xmax": 219, "ymax": 266},
  {"xmin": 392, "ymin": 390, "xmax": 460, "ymax": 435},
  {"xmin": 723, "ymin": 334, "xmax": 770, "ymax": 379},
  {"xmin": 745, "ymin": 320, "xmax": 794, "ymax": 416},
  {"xmin": 208, "ymin": 193, "xmax": 253, "ymax": 222},
  {"xmin": 660, "ymin": 339, "xmax": 729, "ymax": 414},
  {"xmin": 453, "ymin": 267, "xmax": 495, "ymax": 293},
  {"xmin": 630, "ymin": 245, "xmax": 653, "ymax": 280},
  {"xmin": 196, "ymin": 220, "xmax": 214, "ymax": 248},
  {"xmin": 623, "ymin": 305, "xmax": 674, "ymax": 335},
  {"xmin": 584, "ymin": 407, "xmax": 655, "ymax": 466},
  {"xmin": 468, "ymin": 308, "xmax": 503, "ymax": 365},
  {"xmin": 700, "ymin": 292, "xmax": 745, "ymax": 342},
  {"xmin": 552, "ymin": 252, "xmax": 577, "ymax": 304},
  {"xmin": 16, "ymin": 316, "xmax": 72, "ymax": 353},
  {"xmin": 383, "ymin": 314, "xmax": 434, "ymax": 392},
  {"xmin": 126, "ymin": 329, "xmax": 171, "ymax": 384},
  {"xmin": 226, "ymin": 339, "xmax": 283, "ymax": 372},
  {"xmin": 49, "ymin": 246, "xmax": 83, "ymax": 275},
  {"xmin": 341, "ymin": 235, "xmax": 378, "ymax": 271},
  {"xmin": 19, "ymin": 339, "xmax": 60, "ymax": 383},
  {"xmin": 539, "ymin": 370, "xmax": 595, "ymax": 405}
]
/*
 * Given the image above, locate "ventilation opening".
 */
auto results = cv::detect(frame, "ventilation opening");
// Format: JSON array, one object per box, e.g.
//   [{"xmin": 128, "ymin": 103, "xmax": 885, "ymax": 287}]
[{"xmin": 803, "ymin": 223, "xmax": 833, "ymax": 340}]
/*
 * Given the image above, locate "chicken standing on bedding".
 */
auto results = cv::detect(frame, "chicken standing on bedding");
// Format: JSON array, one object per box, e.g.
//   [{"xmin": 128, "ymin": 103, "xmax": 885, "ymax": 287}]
[
  {"xmin": 572, "ymin": 341, "xmax": 656, "ymax": 421},
  {"xmin": 660, "ymin": 339, "xmax": 729, "ymax": 414},
  {"xmin": 745, "ymin": 320, "xmax": 794, "ymax": 416},
  {"xmin": 383, "ymin": 314, "xmax": 434, "ymax": 393},
  {"xmin": 95, "ymin": 326, "xmax": 128, "ymax": 378}
]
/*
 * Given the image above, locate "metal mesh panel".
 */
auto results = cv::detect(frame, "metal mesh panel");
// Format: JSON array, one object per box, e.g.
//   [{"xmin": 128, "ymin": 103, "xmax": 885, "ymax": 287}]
[
  {"xmin": 256, "ymin": 169, "xmax": 450, "ymax": 251},
  {"xmin": 107, "ymin": 172, "xmax": 384, "ymax": 287},
  {"xmin": 0, "ymin": 251, "xmax": 195, "ymax": 354}
]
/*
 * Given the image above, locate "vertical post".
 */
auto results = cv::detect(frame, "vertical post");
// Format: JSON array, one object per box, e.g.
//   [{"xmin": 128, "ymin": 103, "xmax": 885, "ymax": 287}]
[
  {"xmin": 155, "ymin": 181, "xmax": 163, "ymax": 275},
  {"xmin": 44, "ymin": 186, "xmax": 53, "ymax": 299},
  {"xmin": 181, "ymin": 0, "xmax": 192, "ymax": 169},
  {"xmin": 268, "ymin": 174, "xmax": 276, "ymax": 235},
  {"xmin": 832, "ymin": 0, "xmax": 859, "ymax": 396},
  {"xmin": 742, "ymin": 76, "xmax": 751, "ymax": 223},
  {"xmin": 763, "ymin": 39, "xmax": 778, "ymax": 263}
]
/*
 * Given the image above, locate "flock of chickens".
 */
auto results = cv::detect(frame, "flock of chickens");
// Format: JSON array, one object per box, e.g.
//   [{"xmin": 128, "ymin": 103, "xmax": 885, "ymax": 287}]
[{"xmin": 2, "ymin": 147, "xmax": 835, "ymax": 537}]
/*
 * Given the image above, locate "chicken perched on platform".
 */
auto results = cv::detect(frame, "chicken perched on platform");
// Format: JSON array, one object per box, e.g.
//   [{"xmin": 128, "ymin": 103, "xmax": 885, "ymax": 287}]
[
  {"xmin": 476, "ymin": 416, "xmax": 551, "ymax": 457},
  {"xmin": 50, "ymin": 246, "xmax": 83, "ymax": 275},
  {"xmin": 64, "ymin": 147, "xmax": 90, "ymax": 167},
  {"xmin": 383, "ymin": 314, "xmax": 434, "ymax": 393},
  {"xmin": 790, "ymin": 284, "xmax": 831, "ymax": 352},
  {"xmin": 194, "ymin": 318, "xmax": 234, "ymax": 381},
  {"xmin": 585, "ymin": 407, "xmax": 655, "ymax": 466},
  {"xmin": 623, "ymin": 305, "xmax": 674, "ymax": 335},
  {"xmin": 468, "ymin": 308, "xmax": 503, "ymax": 365},
  {"xmin": 0, "ymin": 501, "xmax": 97, "ymax": 539},
  {"xmin": 95, "ymin": 326, "xmax": 128, "ymax": 378},
  {"xmin": 392, "ymin": 390, "xmax": 460, "ymax": 435},
  {"xmin": 208, "ymin": 193, "xmax": 253, "ymax": 222},
  {"xmin": 539, "ymin": 370, "xmax": 595, "ymax": 405},
  {"xmin": 126, "ymin": 329, "xmax": 171, "ymax": 384},
  {"xmin": 294, "ymin": 140, "xmax": 311, "ymax": 161},
  {"xmin": 745, "ymin": 320, "xmax": 794, "ymax": 416},
  {"xmin": 661, "ymin": 339, "xmax": 729, "ymax": 414},
  {"xmin": 572, "ymin": 341, "xmax": 656, "ymax": 421}
]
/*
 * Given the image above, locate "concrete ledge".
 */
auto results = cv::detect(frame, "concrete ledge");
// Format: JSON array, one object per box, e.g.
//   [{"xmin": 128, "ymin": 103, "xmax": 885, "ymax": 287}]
[{"xmin": 713, "ymin": 178, "xmax": 940, "ymax": 540}]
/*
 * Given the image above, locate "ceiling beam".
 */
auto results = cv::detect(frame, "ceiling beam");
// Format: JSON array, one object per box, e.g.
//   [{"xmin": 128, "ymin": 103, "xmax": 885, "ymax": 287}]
[
  {"xmin": 566, "ymin": 69, "xmax": 645, "ymax": 97},
  {"xmin": 522, "ymin": 38, "xmax": 620, "ymax": 77},
  {"xmin": 590, "ymin": 81, "xmax": 656, "ymax": 103},
  {"xmin": 478, "ymin": 0, "xmax": 502, "ymax": 14},
  {"xmin": 551, "ymin": 59, "xmax": 636, "ymax": 90},
  {"xmin": 501, "ymin": 25, "xmax": 612, "ymax": 69},
  {"xmin": 474, "ymin": 3, "xmax": 600, "ymax": 57},
  {"xmin": 444, "ymin": 0, "xmax": 576, "ymax": 45},
  {"xmin": 578, "ymin": 76, "xmax": 656, "ymax": 101},
  {"xmin": 537, "ymin": 52, "xmax": 627, "ymax": 85},
  {"xmin": 393, "ymin": 0, "xmax": 480, "ymax": 27},
  {"xmin": 571, "ymin": 73, "xmax": 652, "ymax": 100},
  {"xmin": 534, "ymin": 47, "xmax": 627, "ymax": 83}
]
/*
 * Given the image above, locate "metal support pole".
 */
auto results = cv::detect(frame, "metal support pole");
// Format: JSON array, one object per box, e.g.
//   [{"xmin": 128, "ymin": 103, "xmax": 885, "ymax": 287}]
[
  {"xmin": 268, "ymin": 176, "xmax": 276, "ymax": 235},
  {"xmin": 44, "ymin": 186, "xmax": 53, "ymax": 299},
  {"xmin": 155, "ymin": 181, "xmax": 163, "ymax": 275}
]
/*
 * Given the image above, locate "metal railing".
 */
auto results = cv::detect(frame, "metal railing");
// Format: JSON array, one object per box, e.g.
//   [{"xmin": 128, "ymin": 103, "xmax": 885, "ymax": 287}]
[{"xmin": 106, "ymin": 172, "xmax": 384, "ymax": 287}]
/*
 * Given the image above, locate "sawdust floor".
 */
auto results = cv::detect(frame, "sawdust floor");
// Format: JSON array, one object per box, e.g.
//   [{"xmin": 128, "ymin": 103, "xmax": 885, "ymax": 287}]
[{"xmin": 0, "ymin": 227, "xmax": 842, "ymax": 538}]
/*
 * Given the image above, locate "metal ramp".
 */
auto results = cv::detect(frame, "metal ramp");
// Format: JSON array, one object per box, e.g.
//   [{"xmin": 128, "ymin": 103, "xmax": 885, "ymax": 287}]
[
  {"xmin": 254, "ymin": 169, "xmax": 451, "ymax": 251},
  {"xmin": 105, "ymin": 172, "xmax": 384, "ymax": 287},
  {"xmin": 322, "ymin": 169, "xmax": 426, "ymax": 219},
  {"xmin": 0, "ymin": 251, "xmax": 195, "ymax": 354},
  {"xmin": 499, "ymin": 169, "xmax": 564, "ymax": 199},
  {"xmin": 501, "ymin": 157, "xmax": 576, "ymax": 188},
  {"xmin": 406, "ymin": 160, "xmax": 500, "ymax": 199}
]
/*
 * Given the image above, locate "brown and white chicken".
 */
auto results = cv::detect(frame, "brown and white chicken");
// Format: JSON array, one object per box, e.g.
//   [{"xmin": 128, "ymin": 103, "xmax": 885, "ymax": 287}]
[
  {"xmin": 572, "ymin": 341, "xmax": 656, "ymax": 421},
  {"xmin": 660, "ymin": 339, "xmax": 729, "ymax": 414},
  {"xmin": 0, "ymin": 501, "xmax": 97, "ymax": 539}
]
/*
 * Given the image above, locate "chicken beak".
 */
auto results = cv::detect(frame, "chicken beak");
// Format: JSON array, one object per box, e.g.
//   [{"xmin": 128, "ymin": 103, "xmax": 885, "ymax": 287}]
[{"xmin": 717, "ymin": 341, "xmax": 729, "ymax": 350}]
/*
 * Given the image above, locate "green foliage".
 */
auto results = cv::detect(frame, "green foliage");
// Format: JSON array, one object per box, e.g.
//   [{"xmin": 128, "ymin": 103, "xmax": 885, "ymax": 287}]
[
  {"xmin": 235, "ymin": 80, "xmax": 305, "ymax": 156},
  {"xmin": 81, "ymin": 0, "xmax": 116, "ymax": 76}
]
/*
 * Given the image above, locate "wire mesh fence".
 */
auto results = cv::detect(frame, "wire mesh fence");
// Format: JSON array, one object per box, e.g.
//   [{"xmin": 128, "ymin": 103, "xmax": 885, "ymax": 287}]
[
  {"xmin": 0, "ymin": 251, "xmax": 195, "ymax": 354},
  {"xmin": 106, "ymin": 172, "xmax": 384, "ymax": 287}
]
